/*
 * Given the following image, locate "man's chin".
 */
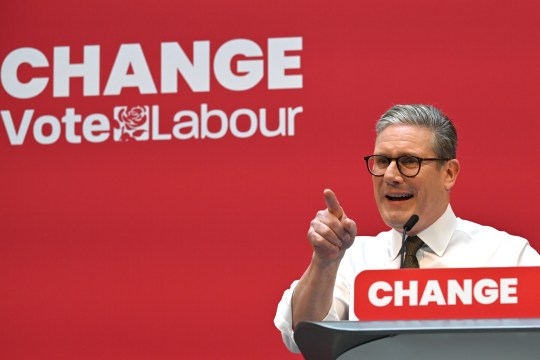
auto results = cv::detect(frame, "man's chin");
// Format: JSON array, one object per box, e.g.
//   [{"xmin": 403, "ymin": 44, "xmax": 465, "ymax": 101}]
[{"xmin": 381, "ymin": 212, "xmax": 412, "ymax": 231}]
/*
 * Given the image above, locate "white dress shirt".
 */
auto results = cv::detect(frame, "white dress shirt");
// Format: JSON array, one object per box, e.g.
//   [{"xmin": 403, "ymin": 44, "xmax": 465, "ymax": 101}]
[{"xmin": 274, "ymin": 205, "xmax": 540, "ymax": 353}]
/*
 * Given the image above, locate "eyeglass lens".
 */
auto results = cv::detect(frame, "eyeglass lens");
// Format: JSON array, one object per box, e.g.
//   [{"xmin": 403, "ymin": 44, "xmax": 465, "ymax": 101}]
[{"xmin": 367, "ymin": 155, "xmax": 420, "ymax": 177}]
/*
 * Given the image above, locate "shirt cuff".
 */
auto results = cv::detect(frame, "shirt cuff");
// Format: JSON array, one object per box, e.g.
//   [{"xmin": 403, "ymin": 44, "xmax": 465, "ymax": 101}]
[{"xmin": 274, "ymin": 280, "xmax": 343, "ymax": 353}]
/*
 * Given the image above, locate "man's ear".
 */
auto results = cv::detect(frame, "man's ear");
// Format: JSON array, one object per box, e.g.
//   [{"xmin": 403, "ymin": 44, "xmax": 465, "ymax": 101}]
[{"xmin": 444, "ymin": 159, "xmax": 460, "ymax": 191}]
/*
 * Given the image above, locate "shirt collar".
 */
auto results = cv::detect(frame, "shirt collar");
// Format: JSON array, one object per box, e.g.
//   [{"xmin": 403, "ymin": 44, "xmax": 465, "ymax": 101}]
[{"xmin": 390, "ymin": 205, "xmax": 457, "ymax": 260}]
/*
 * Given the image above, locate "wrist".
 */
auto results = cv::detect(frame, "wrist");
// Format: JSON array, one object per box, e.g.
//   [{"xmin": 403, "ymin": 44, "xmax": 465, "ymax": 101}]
[{"xmin": 311, "ymin": 252, "xmax": 342, "ymax": 272}]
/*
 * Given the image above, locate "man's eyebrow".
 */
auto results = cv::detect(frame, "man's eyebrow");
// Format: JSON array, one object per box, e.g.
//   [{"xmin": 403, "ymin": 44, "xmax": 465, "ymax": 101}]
[{"xmin": 373, "ymin": 153, "xmax": 421, "ymax": 157}]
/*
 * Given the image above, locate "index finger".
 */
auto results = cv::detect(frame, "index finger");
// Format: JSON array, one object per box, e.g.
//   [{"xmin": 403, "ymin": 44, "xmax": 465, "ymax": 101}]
[{"xmin": 323, "ymin": 189, "xmax": 343, "ymax": 220}]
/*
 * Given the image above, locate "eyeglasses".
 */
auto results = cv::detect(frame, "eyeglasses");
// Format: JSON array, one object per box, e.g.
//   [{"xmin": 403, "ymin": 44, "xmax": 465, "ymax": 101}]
[{"xmin": 363, "ymin": 155, "xmax": 451, "ymax": 178}]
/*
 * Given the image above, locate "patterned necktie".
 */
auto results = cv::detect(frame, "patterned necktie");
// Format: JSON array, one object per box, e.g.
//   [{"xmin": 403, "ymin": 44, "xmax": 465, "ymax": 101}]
[{"xmin": 401, "ymin": 236, "xmax": 424, "ymax": 268}]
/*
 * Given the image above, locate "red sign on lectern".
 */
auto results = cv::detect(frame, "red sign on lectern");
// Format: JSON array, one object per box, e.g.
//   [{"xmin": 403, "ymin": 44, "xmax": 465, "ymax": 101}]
[{"xmin": 354, "ymin": 267, "xmax": 540, "ymax": 321}]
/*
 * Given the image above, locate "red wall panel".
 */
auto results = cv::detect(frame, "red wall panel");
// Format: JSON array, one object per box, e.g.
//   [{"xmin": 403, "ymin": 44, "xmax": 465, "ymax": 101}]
[{"xmin": 1, "ymin": 1, "xmax": 539, "ymax": 358}]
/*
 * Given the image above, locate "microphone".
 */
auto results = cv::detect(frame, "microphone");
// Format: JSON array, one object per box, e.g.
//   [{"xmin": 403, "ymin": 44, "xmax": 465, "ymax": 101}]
[
  {"xmin": 399, "ymin": 214, "xmax": 419, "ymax": 268},
  {"xmin": 403, "ymin": 214, "xmax": 419, "ymax": 233}
]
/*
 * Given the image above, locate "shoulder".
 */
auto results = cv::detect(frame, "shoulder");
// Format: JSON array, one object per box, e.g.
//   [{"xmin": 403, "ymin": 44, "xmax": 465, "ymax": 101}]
[
  {"xmin": 453, "ymin": 218, "xmax": 540, "ymax": 266},
  {"xmin": 453, "ymin": 217, "xmax": 540, "ymax": 265},
  {"xmin": 455, "ymin": 217, "xmax": 528, "ymax": 245}
]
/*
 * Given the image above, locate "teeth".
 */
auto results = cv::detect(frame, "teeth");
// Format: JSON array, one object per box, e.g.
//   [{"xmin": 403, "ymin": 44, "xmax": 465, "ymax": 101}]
[{"xmin": 387, "ymin": 194, "xmax": 412, "ymax": 200}]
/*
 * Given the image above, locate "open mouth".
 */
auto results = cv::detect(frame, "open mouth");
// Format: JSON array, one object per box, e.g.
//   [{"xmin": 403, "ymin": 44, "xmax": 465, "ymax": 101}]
[{"xmin": 386, "ymin": 194, "xmax": 413, "ymax": 201}]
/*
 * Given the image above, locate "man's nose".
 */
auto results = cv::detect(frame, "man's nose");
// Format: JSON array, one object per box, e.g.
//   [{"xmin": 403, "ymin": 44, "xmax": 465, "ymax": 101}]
[{"xmin": 384, "ymin": 160, "xmax": 403, "ymax": 183}]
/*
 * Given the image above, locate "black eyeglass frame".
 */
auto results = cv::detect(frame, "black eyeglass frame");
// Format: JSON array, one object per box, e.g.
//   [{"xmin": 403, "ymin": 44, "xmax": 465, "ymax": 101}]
[{"xmin": 363, "ymin": 155, "xmax": 451, "ymax": 178}]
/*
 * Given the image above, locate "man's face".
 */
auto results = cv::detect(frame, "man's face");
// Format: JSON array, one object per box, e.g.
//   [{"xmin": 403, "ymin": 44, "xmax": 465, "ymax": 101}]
[{"xmin": 372, "ymin": 124, "xmax": 459, "ymax": 234}]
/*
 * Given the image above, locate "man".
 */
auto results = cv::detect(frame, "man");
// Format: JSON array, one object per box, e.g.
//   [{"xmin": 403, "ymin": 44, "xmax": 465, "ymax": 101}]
[{"xmin": 274, "ymin": 104, "xmax": 540, "ymax": 353}]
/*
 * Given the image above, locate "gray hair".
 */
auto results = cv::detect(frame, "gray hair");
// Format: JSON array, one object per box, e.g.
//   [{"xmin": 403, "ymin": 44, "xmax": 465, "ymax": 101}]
[{"xmin": 376, "ymin": 104, "xmax": 457, "ymax": 159}]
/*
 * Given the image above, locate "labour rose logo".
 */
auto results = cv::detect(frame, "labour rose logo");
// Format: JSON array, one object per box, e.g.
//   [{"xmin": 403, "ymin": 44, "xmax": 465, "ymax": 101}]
[{"xmin": 113, "ymin": 106, "xmax": 150, "ymax": 141}]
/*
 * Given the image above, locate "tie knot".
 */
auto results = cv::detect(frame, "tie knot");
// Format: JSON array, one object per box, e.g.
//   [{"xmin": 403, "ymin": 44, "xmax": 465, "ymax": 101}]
[
  {"xmin": 405, "ymin": 235, "xmax": 424, "ymax": 254},
  {"xmin": 401, "ymin": 235, "xmax": 424, "ymax": 268}
]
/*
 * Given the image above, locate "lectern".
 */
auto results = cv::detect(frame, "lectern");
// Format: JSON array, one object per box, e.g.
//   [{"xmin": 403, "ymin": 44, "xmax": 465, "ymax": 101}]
[{"xmin": 294, "ymin": 318, "xmax": 540, "ymax": 360}]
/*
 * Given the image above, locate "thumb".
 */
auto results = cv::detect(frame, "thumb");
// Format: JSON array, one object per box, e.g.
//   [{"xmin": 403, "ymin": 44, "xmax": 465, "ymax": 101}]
[{"xmin": 323, "ymin": 189, "xmax": 344, "ymax": 220}]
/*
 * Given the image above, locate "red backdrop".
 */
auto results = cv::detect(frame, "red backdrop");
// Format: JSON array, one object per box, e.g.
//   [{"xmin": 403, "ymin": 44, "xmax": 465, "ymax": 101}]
[{"xmin": 1, "ymin": 1, "xmax": 539, "ymax": 358}]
